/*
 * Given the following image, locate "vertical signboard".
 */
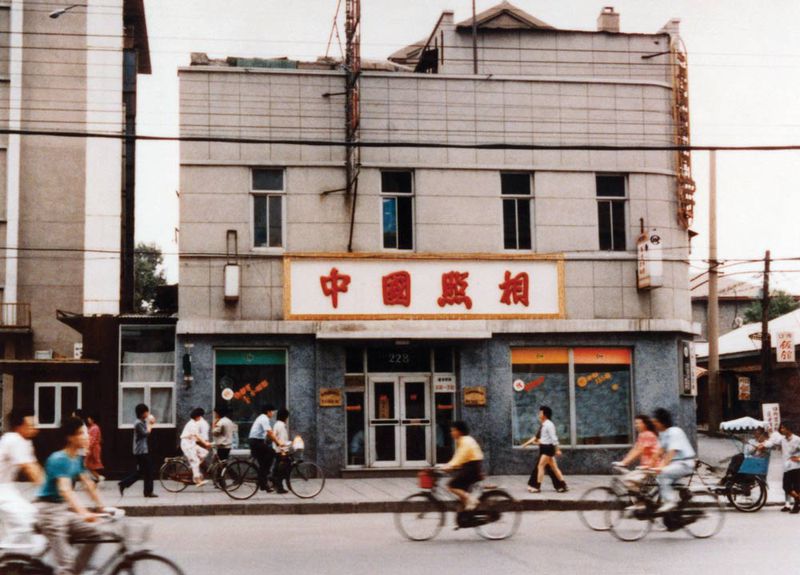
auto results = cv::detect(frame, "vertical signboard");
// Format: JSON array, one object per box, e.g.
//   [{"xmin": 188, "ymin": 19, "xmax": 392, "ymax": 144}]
[
  {"xmin": 681, "ymin": 341, "xmax": 697, "ymax": 396},
  {"xmin": 637, "ymin": 230, "xmax": 664, "ymax": 290},
  {"xmin": 762, "ymin": 403, "xmax": 781, "ymax": 433},
  {"xmin": 737, "ymin": 376, "xmax": 751, "ymax": 401},
  {"xmin": 777, "ymin": 331, "xmax": 795, "ymax": 363}
]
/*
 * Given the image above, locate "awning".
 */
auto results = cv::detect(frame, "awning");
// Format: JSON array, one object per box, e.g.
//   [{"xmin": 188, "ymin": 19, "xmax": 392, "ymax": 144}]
[{"xmin": 0, "ymin": 359, "xmax": 100, "ymax": 375}]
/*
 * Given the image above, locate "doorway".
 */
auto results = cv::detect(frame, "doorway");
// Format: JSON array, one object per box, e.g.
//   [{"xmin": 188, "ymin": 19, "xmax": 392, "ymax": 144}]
[{"xmin": 368, "ymin": 375, "xmax": 431, "ymax": 467}]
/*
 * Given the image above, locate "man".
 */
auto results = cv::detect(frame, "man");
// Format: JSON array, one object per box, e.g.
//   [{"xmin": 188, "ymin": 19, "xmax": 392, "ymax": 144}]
[
  {"xmin": 212, "ymin": 406, "xmax": 236, "ymax": 461},
  {"xmin": 118, "ymin": 403, "xmax": 157, "ymax": 498},
  {"xmin": 180, "ymin": 408, "xmax": 212, "ymax": 487},
  {"xmin": 36, "ymin": 416, "xmax": 113, "ymax": 575},
  {"xmin": 652, "ymin": 408, "xmax": 696, "ymax": 513},
  {"xmin": 441, "ymin": 421, "xmax": 483, "ymax": 511},
  {"xmin": 716, "ymin": 426, "xmax": 770, "ymax": 489},
  {"xmin": 249, "ymin": 404, "xmax": 278, "ymax": 492},
  {"xmin": 0, "ymin": 409, "xmax": 44, "ymax": 549},
  {"xmin": 271, "ymin": 408, "xmax": 291, "ymax": 494},
  {"xmin": 521, "ymin": 405, "xmax": 568, "ymax": 493},
  {"xmin": 760, "ymin": 421, "xmax": 800, "ymax": 513}
]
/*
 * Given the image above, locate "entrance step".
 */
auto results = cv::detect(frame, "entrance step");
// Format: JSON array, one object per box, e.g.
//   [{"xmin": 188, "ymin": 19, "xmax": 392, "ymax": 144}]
[{"xmin": 341, "ymin": 468, "xmax": 421, "ymax": 478}]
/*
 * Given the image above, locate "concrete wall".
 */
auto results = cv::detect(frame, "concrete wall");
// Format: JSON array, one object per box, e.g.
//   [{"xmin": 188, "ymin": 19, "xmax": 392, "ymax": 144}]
[{"xmin": 691, "ymin": 299, "xmax": 750, "ymax": 341}]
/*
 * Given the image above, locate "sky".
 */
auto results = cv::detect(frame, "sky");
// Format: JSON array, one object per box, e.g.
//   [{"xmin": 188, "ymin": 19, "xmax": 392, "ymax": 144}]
[{"xmin": 136, "ymin": 0, "xmax": 800, "ymax": 291}]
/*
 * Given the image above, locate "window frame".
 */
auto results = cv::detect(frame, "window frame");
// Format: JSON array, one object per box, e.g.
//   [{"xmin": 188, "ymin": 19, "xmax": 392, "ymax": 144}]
[
  {"xmin": 250, "ymin": 167, "xmax": 287, "ymax": 252},
  {"xmin": 500, "ymin": 172, "xmax": 534, "ymax": 252},
  {"xmin": 380, "ymin": 170, "xmax": 415, "ymax": 252},
  {"xmin": 595, "ymin": 173, "xmax": 628, "ymax": 252},
  {"xmin": 34, "ymin": 382, "xmax": 81, "ymax": 429},
  {"xmin": 510, "ymin": 347, "xmax": 635, "ymax": 449},
  {"xmin": 118, "ymin": 383, "xmax": 176, "ymax": 429}
]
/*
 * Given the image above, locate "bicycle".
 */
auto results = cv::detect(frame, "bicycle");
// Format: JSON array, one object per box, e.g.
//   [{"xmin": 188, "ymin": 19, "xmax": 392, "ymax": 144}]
[
  {"xmin": 0, "ymin": 508, "xmax": 185, "ymax": 575},
  {"xmin": 711, "ymin": 458, "xmax": 769, "ymax": 513},
  {"xmin": 159, "ymin": 447, "xmax": 228, "ymax": 493},
  {"xmin": 577, "ymin": 466, "xmax": 659, "ymax": 532},
  {"xmin": 605, "ymin": 461, "xmax": 725, "ymax": 542},
  {"xmin": 221, "ymin": 446, "xmax": 326, "ymax": 500},
  {"xmin": 394, "ymin": 468, "xmax": 521, "ymax": 541}
]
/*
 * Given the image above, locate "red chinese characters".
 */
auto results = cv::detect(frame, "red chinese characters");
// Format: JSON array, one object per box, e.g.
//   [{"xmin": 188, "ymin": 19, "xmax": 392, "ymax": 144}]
[
  {"xmin": 437, "ymin": 271, "xmax": 473, "ymax": 309},
  {"xmin": 320, "ymin": 267, "xmax": 351, "ymax": 308},
  {"xmin": 498, "ymin": 271, "xmax": 530, "ymax": 306},
  {"xmin": 382, "ymin": 271, "xmax": 411, "ymax": 307}
]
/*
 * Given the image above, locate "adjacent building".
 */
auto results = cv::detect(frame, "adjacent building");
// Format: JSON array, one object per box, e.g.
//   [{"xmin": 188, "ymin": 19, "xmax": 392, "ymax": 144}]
[{"xmin": 177, "ymin": 3, "xmax": 698, "ymax": 475}]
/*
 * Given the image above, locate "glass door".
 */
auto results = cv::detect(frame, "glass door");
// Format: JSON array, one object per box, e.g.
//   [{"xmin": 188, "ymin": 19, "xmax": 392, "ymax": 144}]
[
  {"xmin": 368, "ymin": 377, "xmax": 400, "ymax": 466},
  {"xmin": 400, "ymin": 377, "xmax": 431, "ymax": 466}
]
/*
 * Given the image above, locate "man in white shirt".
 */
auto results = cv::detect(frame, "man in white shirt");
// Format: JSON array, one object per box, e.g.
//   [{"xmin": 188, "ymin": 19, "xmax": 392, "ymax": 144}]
[
  {"xmin": 652, "ymin": 408, "xmax": 696, "ymax": 513},
  {"xmin": 271, "ymin": 408, "xmax": 291, "ymax": 494},
  {"xmin": 520, "ymin": 405, "xmax": 568, "ymax": 493},
  {"xmin": 212, "ymin": 406, "xmax": 236, "ymax": 461},
  {"xmin": 760, "ymin": 421, "xmax": 800, "ymax": 513},
  {"xmin": 180, "ymin": 408, "xmax": 211, "ymax": 486},
  {"xmin": 0, "ymin": 409, "xmax": 44, "ymax": 549}
]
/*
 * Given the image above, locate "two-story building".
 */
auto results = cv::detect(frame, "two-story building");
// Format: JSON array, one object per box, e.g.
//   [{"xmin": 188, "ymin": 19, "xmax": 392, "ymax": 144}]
[{"xmin": 177, "ymin": 3, "xmax": 698, "ymax": 475}]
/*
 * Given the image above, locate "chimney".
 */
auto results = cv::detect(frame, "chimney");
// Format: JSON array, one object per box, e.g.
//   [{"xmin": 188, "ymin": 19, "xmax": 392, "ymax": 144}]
[{"xmin": 597, "ymin": 6, "xmax": 620, "ymax": 33}]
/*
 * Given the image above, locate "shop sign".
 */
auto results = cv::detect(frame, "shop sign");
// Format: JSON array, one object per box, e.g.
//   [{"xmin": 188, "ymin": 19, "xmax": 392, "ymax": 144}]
[
  {"xmin": 284, "ymin": 255, "xmax": 563, "ymax": 320},
  {"xmin": 637, "ymin": 230, "xmax": 664, "ymax": 290},
  {"xmin": 737, "ymin": 376, "xmax": 751, "ymax": 401},
  {"xmin": 762, "ymin": 403, "xmax": 781, "ymax": 433},
  {"xmin": 463, "ymin": 386, "xmax": 487, "ymax": 406},
  {"xmin": 680, "ymin": 341, "xmax": 697, "ymax": 397},
  {"xmin": 433, "ymin": 375, "xmax": 456, "ymax": 393},
  {"xmin": 319, "ymin": 388, "xmax": 343, "ymax": 407},
  {"xmin": 777, "ymin": 331, "xmax": 795, "ymax": 363}
]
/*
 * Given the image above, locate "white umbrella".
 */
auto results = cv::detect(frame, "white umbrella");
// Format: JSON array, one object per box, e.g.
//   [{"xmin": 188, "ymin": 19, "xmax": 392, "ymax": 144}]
[{"xmin": 720, "ymin": 416, "xmax": 767, "ymax": 432}]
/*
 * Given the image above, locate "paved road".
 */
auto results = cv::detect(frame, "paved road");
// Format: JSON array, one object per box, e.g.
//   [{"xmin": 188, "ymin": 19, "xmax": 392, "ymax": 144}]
[{"xmin": 134, "ymin": 509, "xmax": 797, "ymax": 575}]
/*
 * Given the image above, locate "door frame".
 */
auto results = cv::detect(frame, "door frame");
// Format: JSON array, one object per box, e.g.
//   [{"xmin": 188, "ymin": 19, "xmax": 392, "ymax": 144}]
[{"xmin": 399, "ymin": 375, "xmax": 432, "ymax": 467}]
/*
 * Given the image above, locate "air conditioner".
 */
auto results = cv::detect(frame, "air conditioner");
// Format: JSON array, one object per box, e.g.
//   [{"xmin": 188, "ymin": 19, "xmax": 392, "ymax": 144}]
[{"xmin": 34, "ymin": 350, "xmax": 54, "ymax": 360}]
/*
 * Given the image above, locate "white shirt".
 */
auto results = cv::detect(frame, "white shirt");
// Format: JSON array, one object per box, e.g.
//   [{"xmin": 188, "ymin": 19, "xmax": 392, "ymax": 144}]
[
  {"xmin": 180, "ymin": 419, "xmax": 202, "ymax": 443},
  {"xmin": 659, "ymin": 427, "xmax": 696, "ymax": 460},
  {"xmin": 273, "ymin": 420, "xmax": 290, "ymax": 453},
  {"xmin": 765, "ymin": 432, "xmax": 800, "ymax": 472},
  {"xmin": 249, "ymin": 414, "xmax": 272, "ymax": 440},
  {"xmin": 198, "ymin": 418, "xmax": 210, "ymax": 442},
  {"xmin": 0, "ymin": 432, "xmax": 36, "ymax": 484},
  {"xmin": 539, "ymin": 420, "xmax": 559, "ymax": 446}
]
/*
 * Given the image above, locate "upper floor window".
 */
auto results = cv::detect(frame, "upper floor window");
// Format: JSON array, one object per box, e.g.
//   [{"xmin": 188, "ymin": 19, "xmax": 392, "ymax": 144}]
[
  {"xmin": 119, "ymin": 325, "xmax": 176, "ymax": 428},
  {"xmin": 381, "ymin": 171, "xmax": 414, "ymax": 250},
  {"xmin": 501, "ymin": 173, "xmax": 533, "ymax": 250},
  {"xmin": 252, "ymin": 168, "xmax": 285, "ymax": 249},
  {"xmin": 35, "ymin": 383, "xmax": 81, "ymax": 429},
  {"xmin": 596, "ymin": 175, "xmax": 627, "ymax": 251}
]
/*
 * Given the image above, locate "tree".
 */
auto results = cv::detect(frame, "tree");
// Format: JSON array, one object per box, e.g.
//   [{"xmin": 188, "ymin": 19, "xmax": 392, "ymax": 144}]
[
  {"xmin": 134, "ymin": 242, "xmax": 167, "ymax": 313},
  {"xmin": 742, "ymin": 290, "xmax": 799, "ymax": 324}
]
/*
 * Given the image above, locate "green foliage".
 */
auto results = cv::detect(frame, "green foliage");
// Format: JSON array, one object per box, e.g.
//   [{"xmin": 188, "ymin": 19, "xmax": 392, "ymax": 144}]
[
  {"xmin": 134, "ymin": 242, "xmax": 167, "ymax": 313},
  {"xmin": 742, "ymin": 290, "xmax": 799, "ymax": 324}
]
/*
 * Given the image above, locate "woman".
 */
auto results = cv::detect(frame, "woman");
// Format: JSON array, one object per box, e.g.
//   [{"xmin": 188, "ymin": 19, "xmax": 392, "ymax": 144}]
[
  {"xmin": 521, "ymin": 405, "xmax": 568, "ymax": 493},
  {"xmin": 271, "ymin": 408, "xmax": 291, "ymax": 494},
  {"xmin": 84, "ymin": 413, "xmax": 105, "ymax": 482},
  {"xmin": 180, "ymin": 408, "xmax": 212, "ymax": 487},
  {"xmin": 614, "ymin": 414, "xmax": 660, "ymax": 490}
]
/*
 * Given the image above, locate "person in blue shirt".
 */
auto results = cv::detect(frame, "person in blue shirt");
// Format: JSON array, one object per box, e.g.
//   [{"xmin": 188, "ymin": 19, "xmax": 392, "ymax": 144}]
[
  {"xmin": 36, "ymin": 416, "xmax": 113, "ymax": 575},
  {"xmin": 248, "ymin": 404, "xmax": 278, "ymax": 492},
  {"xmin": 652, "ymin": 408, "xmax": 696, "ymax": 513}
]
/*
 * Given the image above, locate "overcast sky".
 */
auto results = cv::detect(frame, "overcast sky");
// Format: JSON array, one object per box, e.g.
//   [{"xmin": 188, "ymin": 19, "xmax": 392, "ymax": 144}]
[{"xmin": 136, "ymin": 0, "xmax": 800, "ymax": 291}]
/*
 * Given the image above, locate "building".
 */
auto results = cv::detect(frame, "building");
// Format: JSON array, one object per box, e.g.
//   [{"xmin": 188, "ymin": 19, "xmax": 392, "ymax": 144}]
[
  {"xmin": 696, "ymin": 308, "xmax": 800, "ymax": 427},
  {"xmin": 177, "ymin": 3, "xmax": 698, "ymax": 475},
  {"xmin": 0, "ymin": 1, "xmax": 158, "ymax": 468}
]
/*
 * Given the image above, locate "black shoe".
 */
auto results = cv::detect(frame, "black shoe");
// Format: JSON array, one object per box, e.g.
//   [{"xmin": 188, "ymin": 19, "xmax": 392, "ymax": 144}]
[
  {"xmin": 144, "ymin": 494, "xmax": 158, "ymax": 498},
  {"xmin": 781, "ymin": 506, "xmax": 791, "ymax": 512},
  {"xmin": 118, "ymin": 483, "xmax": 125, "ymax": 497},
  {"xmin": 276, "ymin": 488, "xmax": 289, "ymax": 494},
  {"xmin": 791, "ymin": 505, "xmax": 800, "ymax": 514}
]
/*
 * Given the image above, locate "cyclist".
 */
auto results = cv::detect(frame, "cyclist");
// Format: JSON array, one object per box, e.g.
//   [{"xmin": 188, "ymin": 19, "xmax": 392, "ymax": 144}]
[
  {"xmin": 180, "ymin": 408, "xmax": 212, "ymax": 487},
  {"xmin": 613, "ymin": 414, "xmax": 660, "ymax": 491},
  {"xmin": 0, "ymin": 408, "xmax": 44, "ymax": 550},
  {"xmin": 441, "ymin": 421, "xmax": 483, "ymax": 511},
  {"xmin": 651, "ymin": 408, "xmax": 696, "ymax": 513}
]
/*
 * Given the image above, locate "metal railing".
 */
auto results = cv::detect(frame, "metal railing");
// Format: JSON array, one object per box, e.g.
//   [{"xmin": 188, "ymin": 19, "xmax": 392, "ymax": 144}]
[{"xmin": 0, "ymin": 303, "xmax": 31, "ymax": 328}]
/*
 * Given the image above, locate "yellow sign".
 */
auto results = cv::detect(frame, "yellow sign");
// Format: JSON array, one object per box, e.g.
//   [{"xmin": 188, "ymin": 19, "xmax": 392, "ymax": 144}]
[
  {"xmin": 463, "ymin": 386, "xmax": 487, "ymax": 407},
  {"xmin": 319, "ymin": 388, "xmax": 343, "ymax": 407}
]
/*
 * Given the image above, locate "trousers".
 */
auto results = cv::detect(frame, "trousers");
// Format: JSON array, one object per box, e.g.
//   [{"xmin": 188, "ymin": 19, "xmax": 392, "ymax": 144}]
[
  {"xmin": 250, "ymin": 439, "xmax": 275, "ymax": 490},
  {"xmin": 119, "ymin": 454, "xmax": 154, "ymax": 496},
  {"xmin": 657, "ymin": 459, "xmax": 694, "ymax": 502},
  {"xmin": 0, "ymin": 484, "xmax": 37, "ymax": 548},
  {"xmin": 35, "ymin": 501, "xmax": 114, "ymax": 575}
]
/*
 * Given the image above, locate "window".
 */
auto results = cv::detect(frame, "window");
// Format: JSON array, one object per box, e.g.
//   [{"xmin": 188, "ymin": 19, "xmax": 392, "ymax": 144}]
[
  {"xmin": 596, "ymin": 175, "xmax": 627, "ymax": 251},
  {"xmin": 214, "ymin": 349, "xmax": 287, "ymax": 449},
  {"xmin": 119, "ymin": 325, "xmax": 176, "ymax": 428},
  {"xmin": 252, "ymin": 168, "xmax": 285, "ymax": 249},
  {"xmin": 35, "ymin": 383, "xmax": 81, "ymax": 428},
  {"xmin": 381, "ymin": 171, "xmax": 413, "ymax": 250},
  {"xmin": 501, "ymin": 173, "xmax": 533, "ymax": 250},
  {"xmin": 511, "ymin": 347, "xmax": 633, "ymax": 447}
]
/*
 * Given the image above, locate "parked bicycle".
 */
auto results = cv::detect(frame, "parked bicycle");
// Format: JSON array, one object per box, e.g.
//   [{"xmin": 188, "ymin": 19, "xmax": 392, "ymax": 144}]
[
  {"xmin": 0, "ymin": 508, "xmax": 185, "ymax": 575},
  {"xmin": 394, "ymin": 468, "xmax": 521, "ymax": 541}
]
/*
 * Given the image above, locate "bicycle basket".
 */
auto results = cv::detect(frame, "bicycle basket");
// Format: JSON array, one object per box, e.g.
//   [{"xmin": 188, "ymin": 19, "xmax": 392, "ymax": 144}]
[
  {"xmin": 418, "ymin": 469, "xmax": 437, "ymax": 489},
  {"xmin": 738, "ymin": 456, "xmax": 769, "ymax": 476}
]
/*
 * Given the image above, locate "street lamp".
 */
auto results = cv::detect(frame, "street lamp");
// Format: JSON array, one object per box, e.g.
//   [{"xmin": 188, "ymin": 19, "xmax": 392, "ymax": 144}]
[{"xmin": 48, "ymin": 4, "xmax": 87, "ymax": 19}]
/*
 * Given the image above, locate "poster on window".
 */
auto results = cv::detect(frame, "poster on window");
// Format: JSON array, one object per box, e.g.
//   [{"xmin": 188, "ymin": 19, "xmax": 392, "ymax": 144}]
[
  {"xmin": 737, "ymin": 376, "xmax": 751, "ymax": 401},
  {"xmin": 511, "ymin": 348, "xmax": 571, "ymax": 446},
  {"xmin": 573, "ymin": 348, "xmax": 633, "ymax": 445}
]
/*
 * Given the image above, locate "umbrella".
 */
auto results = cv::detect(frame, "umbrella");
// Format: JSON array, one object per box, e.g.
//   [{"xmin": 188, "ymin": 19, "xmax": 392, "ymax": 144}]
[{"xmin": 720, "ymin": 417, "xmax": 767, "ymax": 432}]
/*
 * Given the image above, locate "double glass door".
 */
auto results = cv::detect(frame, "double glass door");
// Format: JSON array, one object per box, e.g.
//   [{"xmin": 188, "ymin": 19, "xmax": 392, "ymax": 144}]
[{"xmin": 368, "ymin": 376, "xmax": 431, "ymax": 467}]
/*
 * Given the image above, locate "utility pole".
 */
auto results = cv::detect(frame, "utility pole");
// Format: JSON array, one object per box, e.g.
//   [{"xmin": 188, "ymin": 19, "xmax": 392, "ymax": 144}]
[
  {"xmin": 707, "ymin": 150, "xmax": 721, "ymax": 431},
  {"xmin": 760, "ymin": 250, "xmax": 772, "ymax": 400},
  {"xmin": 472, "ymin": 0, "xmax": 478, "ymax": 74}
]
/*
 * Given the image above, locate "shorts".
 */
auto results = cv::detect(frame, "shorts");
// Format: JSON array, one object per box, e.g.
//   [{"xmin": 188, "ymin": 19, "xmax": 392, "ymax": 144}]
[
  {"xmin": 539, "ymin": 444, "xmax": 556, "ymax": 457},
  {"xmin": 449, "ymin": 460, "xmax": 483, "ymax": 491},
  {"xmin": 783, "ymin": 469, "xmax": 800, "ymax": 493}
]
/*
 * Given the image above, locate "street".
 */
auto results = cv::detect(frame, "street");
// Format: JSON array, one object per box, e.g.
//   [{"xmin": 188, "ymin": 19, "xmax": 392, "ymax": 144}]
[{"xmin": 139, "ymin": 510, "xmax": 797, "ymax": 575}]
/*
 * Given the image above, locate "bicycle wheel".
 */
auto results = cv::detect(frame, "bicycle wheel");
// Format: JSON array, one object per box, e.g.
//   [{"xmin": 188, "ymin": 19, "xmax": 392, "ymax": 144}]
[
  {"xmin": 112, "ymin": 551, "xmax": 186, "ymax": 575},
  {"xmin": 159, "ymin": 459, "xmax": 191, "ymax": 493},
  {"xmin": 476, "ymin": 489, "xmax": 522, "ymax": 540},
  {"xmin": 726, "ymin": 477, "xmax": 767, "ymax": 512},
  {"xmin": 578, "ymin": 486, "xmax": 615, "ymax": 531},
  {"xmin": 0, "ymin": 554, "xmax": 52, "ymax": 575},
  {"xmin": 220, "ymin": 459, "xmax": 259, "ymax": 501},
  {"xmin": 607, "ymin": 493, "xmax": 652, "ymax": 542},
  {"xmin": 683, "ymin": 490, "xmax": 725, "ymax": 539},
  {"xmin": 288, "ymin": 461, "xmax": 326, "ymax": 499},
  {"xmin": 394, "ymin": 492, "xmax": 446, "ymax": 541}
]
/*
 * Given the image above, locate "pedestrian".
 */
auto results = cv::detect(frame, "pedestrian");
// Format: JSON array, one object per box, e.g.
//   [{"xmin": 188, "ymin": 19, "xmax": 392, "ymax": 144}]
[
  {"xmin": 0, "ymin": 408, "xmax": 44, "ymax": 550},
  {"xmin": 118, "ymin": 403, "xmax": 157, "ymax": 498},
  {"xmin": 83, "ymin": 413, "xmax": 104, "ymax": 483},
  {"xmin": 521, "ymin": 405, "xmax": 568, "ymax": 493},
  {"xmin": 248, "ymin": 404, "xmax": 278, "ymax": 492},
  {"xmin": 613, "ymin": 414, "xmax": 661, "ymax": 491},
  {"xmin": 652, "ymin": 408, "xmax": 696, "ymax": 513},
  {"xmin": 271, "ymin": 408, "xmax": 291, "ymax": 494},
  {"xmin": 180, "ymin": 408, "xmax": 212, "ymax": 487},
  {"xmin": 212, "ymin": 406, "xmax": 236, "ymax": 461},
  {"xmin": 760, "ymin": 421, "xmax": 800, "ymax": 513}
]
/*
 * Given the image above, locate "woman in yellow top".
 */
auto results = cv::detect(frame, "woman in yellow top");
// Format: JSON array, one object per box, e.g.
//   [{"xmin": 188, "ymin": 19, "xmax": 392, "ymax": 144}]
[{"xmin": 442, "ymin": 421, "xmax": 484, "ymax": 511}]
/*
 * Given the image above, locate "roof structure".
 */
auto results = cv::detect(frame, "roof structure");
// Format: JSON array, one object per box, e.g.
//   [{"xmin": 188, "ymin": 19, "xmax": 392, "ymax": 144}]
[
  {"xmin": 690, "ymin": 274, "xmax": 763, "ymax": 300},
  {"xmin": 455, "ymin": 1, "xmax": 554, "ymax": 30},
  {"xmin": 696, "ymin": 307, "xmax": 800, "ymax": 359}
]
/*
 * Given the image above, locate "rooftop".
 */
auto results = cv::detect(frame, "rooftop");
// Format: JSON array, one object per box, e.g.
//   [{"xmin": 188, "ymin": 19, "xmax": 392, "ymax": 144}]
[{"xmin": 696, "ymin": 307, "xmax": 800, "ymax": 359}]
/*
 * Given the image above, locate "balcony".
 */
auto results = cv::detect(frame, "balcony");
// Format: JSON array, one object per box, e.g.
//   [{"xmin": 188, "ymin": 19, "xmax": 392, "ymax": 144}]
[{"xmin": 0, "ymin": 303, "xmax": 32, "ymax": 329}]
